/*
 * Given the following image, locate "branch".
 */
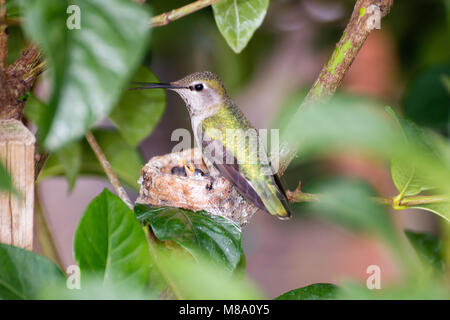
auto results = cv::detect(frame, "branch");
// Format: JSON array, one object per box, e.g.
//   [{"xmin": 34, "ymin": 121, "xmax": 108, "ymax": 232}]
[
  {"xmin": 277, "ymin": 0, "xmax": 394, "ymax": 174},
  {"xmin": 85, "ymin": 131, "xmax": 133, "ymax": 209},
  {"xmin": 287, "ymin": 181, "xmax": 449, "ymax": 208},
  {"xmin": 150, "ymin": 0, "xmax": 220, "ymax": 27}
]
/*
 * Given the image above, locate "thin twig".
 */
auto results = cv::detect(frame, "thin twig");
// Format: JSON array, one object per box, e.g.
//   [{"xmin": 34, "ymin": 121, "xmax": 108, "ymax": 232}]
[
  {"xmin": 398, "ymin": 195, "xmax": 450, "ymax": 207},
  {"xmin": 85, "ymin": 131, "xmax": 133, "ymax": 209},
  {"xmin": 34, "ymin": 151, "xmax": 49, "ymax": 180},
  {"xmin": 150, "ymin": 0, "xmax": 220, "ymax": 27},
  {"xmin": 287, "ymin": 181, "xmax": 449, "ymax": 208},
  {"xmin": 0, "ymin": 17, "xmax": 22, "ymax": 26},
  {"xmin": 278, "ymin": 0, "xmax": 394, "ymax": 174}
]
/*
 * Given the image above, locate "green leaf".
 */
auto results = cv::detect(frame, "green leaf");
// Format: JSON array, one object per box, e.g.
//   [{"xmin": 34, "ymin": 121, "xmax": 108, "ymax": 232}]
[
  {"xmin": 0, "ymin": 244, "xmax": 65, "ymax": 299},
  {"xmin": 150, "ymin": 247, "xmax": 261, "ymax": 299},
  {"xmin": 404, "ymin": 230, "xmax": 445, "ymax": 273},
  {"xmin": 21, "ymin": 0, "xmax": 151, "ymax": 150},
  {"xmin": 55, "ymin": 141, "xmax": 82, "ymax": 191},
  {"xmin": 387, "ymin": 107, "xmax": 438, "ymax": 197},
  {"xmin": 309, "ymin": 178, "xmax": 400, "ymax": 250},
  {"xmin": 337, "ymin": 279, "xmax": 449, "ymax": 299},
  {"xmin": 39, "ymin": 275, "xmax": 157, "ymax": 300},
  {"xmin": 110, "ymin": 67, "xmax": 166, "ymax": 147},
  {"xmin": 73, "ymin": 189, "xmax": 151, "ymax": 288},
  {"xmin": 23, "ymin": 94, "xmax": 47, "ymax": 129},
  {"xmin": 39, "ymin": 129, "xmax": 143, "ymax": 191},
  {"xmin": 412, "ymin": 202, "xmax": 450, "ymax": 223},
  {"xmin": 212, "ymin": 0, "xmax": 269, "ymax": 53},
  {"xmin": 135, "ymin": 205, "xmax": 245, "ymax": 273},
  {"xmin": 275, "ymin": 283, "xmax": 338, "ymax": 300}
]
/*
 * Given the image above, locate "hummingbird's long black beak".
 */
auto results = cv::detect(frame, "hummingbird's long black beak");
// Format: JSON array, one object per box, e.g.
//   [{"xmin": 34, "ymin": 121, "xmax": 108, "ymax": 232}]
[{"xmin": 129, "ymin": 82, "xmax": 187, "ymax": 90}]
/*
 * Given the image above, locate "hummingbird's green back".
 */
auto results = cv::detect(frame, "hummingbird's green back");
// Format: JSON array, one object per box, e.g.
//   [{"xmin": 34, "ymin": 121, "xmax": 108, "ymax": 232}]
[{"xmin": 201, "ymin": 103, "xmax": 291, "ymax": 218}]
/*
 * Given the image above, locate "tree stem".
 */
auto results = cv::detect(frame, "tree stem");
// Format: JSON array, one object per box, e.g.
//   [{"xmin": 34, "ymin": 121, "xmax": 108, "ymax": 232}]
[
  {"xmin": 278, "ymin": 0, "xmax": 394, "ymax": 174},
  {"xmin": 288, "ymin": 184, "xmax": 449, "ymax": 209},
  {"xmin": 150, "ymin": 0, "xmax": 220, "ymax": 27},
  {"xmin": 85, "ymin": 131, "xmax": 133, "ymax": 209}
]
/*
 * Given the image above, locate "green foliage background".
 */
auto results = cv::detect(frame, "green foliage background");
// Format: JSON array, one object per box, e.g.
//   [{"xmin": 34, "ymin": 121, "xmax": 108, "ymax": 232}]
[{"xmin": 0, "ymin": 0, "xmax": 449, "ymax": 300}]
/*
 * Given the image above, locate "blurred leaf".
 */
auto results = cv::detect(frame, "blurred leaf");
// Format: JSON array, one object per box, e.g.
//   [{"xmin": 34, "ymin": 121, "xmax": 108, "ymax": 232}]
[
  {"xmin": 39, "ymin": 275, "xmax": 156, "ymax": 300},
  {"xmin": 405, "ymin": 230, "xmax": 445, "ymax": 273},
  {"xmin": 6, "ymin": 0, "xmax": 21, "ymax": 18},
  {"xmin": 55, "ymin": 141, "xmax": 81, "ymax": 191},
  {"xmin": 0, "ymin": 161, "xmax": 15, "ymax": 193},
  {"xmin": 151, "ymin": 247, "xmax": 261, "ymax": 299},
  {"xmin": 404, "ymin": 65, "xmax": 450, "ymax": 130},
  {"xmin": 20, "ymin": 0, "xmax": 151, "ymax": 150},
  {"xmin": 272, "ymin": 89, "xmax": 308, "ymax": 131},
  {"xmin": 309, "ymin": 179, "xmax": 399, "ymax": 248},
  {"xmin": 412, "ymin": 202, "xmax": 450, "ymax": 223},
  {"xmin": 212, "ymin": 0, "xmax": 269, "ymax": 53},
  {"xmin": 275, "ymin": 283, "xmax": 338, "ymax": 300},
  {"xmin": 387, "ymin": 107, "xmax": 438, "ymax": 197},
  {"xmin": 74, "ymin": 189, "xmax": 151, "ymax": 289},
  {"xmin": 337, "ymin": 279, "xmax": 449, "ymax": 300},
  {"xmin": 0, "ymin": 244, "xmax": 65, "ymax": 299},
  {"xmin": 23, "ymin": 94, "xmax": 46, "ymax": 129},
  {"xmin": 135, "ymin": 205, "xmax": 245, "ymax": 273},
  {"xmin": 39, "ymin": 129, "xmax": 143, "ymax": 191},
  {"xmin": 282, "ymin": 96, "xmax": 402, "ymax": 163},
  {"xmin": 110, "ymin": 67, "xmax": 166, "ymax": 147}
]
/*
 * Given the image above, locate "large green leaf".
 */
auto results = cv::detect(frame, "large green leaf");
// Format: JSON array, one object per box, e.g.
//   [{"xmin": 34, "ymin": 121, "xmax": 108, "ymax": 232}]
[
  {"xmin": 275, "ymin": 283, "xmax": 338, "ymax": 300},
  {"xmin": 405, "ymin": 230, "xmax": 445, "ymax": 273},
  {"xmin": 212, "ymin": 0, "xmax": 269, "ymax": 53},
  {"xmin": 0, "ymin": 244, "xmax": 65, "ymax": 299},
  {"xmin": 21, "ymin": 0, "xmax": 151, "ymax": 150},
  {"xmin": 25, "ymin": 96, "xmax": 143, "ymax": 190},
  {"xmin": 73, "ymin": 189, "xmax": 151, "ymax": 289},
  {"xmin": 39, "ymin": 129, "xmax": 143, "ymax": 190},
  {"xmin": 110, "ymin": 67, "xmax": 166, "ymax": 147},
  {"xmin": 135, "ymin": 205, "xmax": 245, "ymax": 273}
]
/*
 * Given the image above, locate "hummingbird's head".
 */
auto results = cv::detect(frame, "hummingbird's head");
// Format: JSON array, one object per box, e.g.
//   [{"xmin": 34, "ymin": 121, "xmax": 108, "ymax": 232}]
[{"xmin": 130, "ymin": 71, "xmax": 228, "ymax": 117}]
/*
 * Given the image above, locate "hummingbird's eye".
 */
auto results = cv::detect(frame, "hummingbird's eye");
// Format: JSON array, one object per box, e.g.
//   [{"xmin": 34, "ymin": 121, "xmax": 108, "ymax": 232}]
[{"xmin": 194, "ymin": 84, "xmax": 204, "ymax": 91}]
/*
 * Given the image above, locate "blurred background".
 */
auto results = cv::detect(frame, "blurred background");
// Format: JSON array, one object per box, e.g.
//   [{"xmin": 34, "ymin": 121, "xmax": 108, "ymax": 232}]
[{"xmin": 11, "ymin": 0, "xmax": 448, "ymax": 297}]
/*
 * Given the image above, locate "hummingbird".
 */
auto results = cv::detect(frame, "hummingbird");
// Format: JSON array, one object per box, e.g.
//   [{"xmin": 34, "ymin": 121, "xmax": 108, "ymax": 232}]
[{"xmin": 131, "ymin": 71, "xmax": 291, "ymax": 219}]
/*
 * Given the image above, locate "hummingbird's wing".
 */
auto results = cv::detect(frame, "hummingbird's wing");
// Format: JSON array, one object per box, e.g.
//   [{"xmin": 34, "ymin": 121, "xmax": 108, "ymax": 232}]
[{"xmin": 203, "ymin": 138, "xmax": 291, "ymax": 218}]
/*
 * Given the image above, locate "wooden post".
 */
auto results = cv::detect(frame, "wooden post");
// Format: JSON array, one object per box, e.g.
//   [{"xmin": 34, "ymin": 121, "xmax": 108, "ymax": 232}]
[{"xmin": 0, "ymin": 119, "xmax": 35, "ymax": 250}]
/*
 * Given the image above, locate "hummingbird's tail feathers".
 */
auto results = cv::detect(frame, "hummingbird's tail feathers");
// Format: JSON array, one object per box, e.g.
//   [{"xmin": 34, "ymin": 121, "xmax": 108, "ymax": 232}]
[
  {"xmin": 273, "ymin": 174, "xmax": 292, "ymax": 219},
  {"xmin": 252, "ymin": 177, "xmax": 292, "ymax": 219}
]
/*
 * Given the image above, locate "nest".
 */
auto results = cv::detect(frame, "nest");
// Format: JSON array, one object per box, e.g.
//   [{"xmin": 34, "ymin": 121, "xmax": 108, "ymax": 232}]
[{"xmin": 136, "ymin": 148, "xmax": 258, "ymax": 225}]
